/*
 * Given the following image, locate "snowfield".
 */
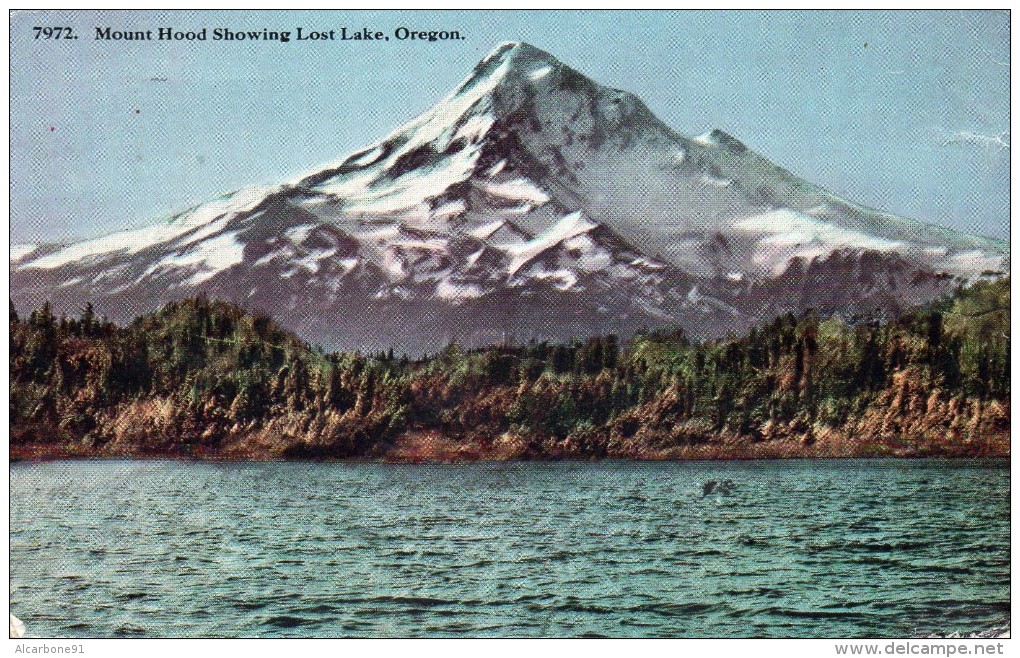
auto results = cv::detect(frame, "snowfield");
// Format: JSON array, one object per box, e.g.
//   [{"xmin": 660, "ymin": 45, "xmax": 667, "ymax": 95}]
[{"xmin": 10, "ymin": 41, "xmax": 1008, "ymax": 353}]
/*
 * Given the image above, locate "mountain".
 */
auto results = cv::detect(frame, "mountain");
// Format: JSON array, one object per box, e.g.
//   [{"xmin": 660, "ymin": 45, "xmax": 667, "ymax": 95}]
[{"xmin": 10, "ymin": 42, "xmax": 1008, "ymax": 354}]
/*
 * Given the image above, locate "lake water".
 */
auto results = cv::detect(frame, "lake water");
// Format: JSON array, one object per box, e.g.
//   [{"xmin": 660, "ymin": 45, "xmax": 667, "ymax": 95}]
[{"xmin": 9, "ymin": 459, "xmax": 1009, "ymax": 638}]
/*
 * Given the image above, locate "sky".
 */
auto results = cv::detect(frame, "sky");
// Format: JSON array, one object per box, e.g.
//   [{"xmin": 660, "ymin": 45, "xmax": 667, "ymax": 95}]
[{"xmin": 9, "ymin": 9, "xmax": 1011, "ymax": 245}]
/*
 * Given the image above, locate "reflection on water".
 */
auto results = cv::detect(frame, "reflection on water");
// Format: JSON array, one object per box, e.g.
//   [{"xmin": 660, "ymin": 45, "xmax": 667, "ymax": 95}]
[{"xmin": 9, "ymin": 458, "xmax": 1009, "ymax": 638}]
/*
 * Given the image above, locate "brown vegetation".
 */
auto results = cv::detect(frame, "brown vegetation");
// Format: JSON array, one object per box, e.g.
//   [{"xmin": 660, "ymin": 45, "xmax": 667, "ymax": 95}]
[{"xmin": 10, "ymin": 279, "xmax": 1010, "ymax": 462}]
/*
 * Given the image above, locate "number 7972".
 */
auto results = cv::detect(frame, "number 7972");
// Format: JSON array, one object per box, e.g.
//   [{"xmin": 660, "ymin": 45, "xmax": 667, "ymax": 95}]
[{"xmin": 33, "ymin": 26, "xmax": 76, "ymax": 39}]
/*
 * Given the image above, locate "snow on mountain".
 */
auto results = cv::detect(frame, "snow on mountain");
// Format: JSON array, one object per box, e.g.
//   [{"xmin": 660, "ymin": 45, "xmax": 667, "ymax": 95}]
[
  {"xmin": 10, "ymin": 42, "xmax": 1008, "ymax": 353},
  {"xmin": 10, "ymin": 244, "xmax": 37, "ymax": 264},
  {"xmin": 23, "ymin": 187, "xmax": 277, "ymax": 271}
]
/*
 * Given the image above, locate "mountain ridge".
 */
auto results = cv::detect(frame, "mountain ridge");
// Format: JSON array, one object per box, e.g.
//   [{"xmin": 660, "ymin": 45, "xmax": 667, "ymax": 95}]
[{"xmin": 10, "ymin": 42, "xmax": 1008, "ymax": 353}]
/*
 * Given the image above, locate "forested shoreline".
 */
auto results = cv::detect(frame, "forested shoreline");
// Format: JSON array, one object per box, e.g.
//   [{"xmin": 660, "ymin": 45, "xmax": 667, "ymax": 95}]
[{"xmin": 10, "ymin": 278, "xmax": 1009, "ymax": 461}]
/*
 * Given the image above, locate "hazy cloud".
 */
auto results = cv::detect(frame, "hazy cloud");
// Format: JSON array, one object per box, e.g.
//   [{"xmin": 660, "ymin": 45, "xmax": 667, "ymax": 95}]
[{"xmin": 936, "ymin": 129, "xmax": 1010, "ymax": 150}]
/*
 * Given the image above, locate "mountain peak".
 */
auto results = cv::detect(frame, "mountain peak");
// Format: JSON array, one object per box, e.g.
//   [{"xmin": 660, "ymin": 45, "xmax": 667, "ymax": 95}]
[
  {"xmin": 10, "ymin": 43, "xmax": 1008, "ymax": 355},
  {"xmin": 455, "ymin": 41, "xmax": 567, "ymax": 97},
  {"xmin": 484, "ymin": 41, "xmax": 558, "ymax": 65}
]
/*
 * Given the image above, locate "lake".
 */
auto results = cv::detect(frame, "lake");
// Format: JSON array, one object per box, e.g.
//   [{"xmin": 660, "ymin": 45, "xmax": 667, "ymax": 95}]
[{"xmin": 9, "ymin": 458, "xmax": 1009, "ymax": 638}]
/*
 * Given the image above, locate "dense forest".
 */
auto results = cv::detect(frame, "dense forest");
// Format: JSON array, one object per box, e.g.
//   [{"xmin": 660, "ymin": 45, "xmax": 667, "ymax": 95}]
[{"xmin": 10, "ymin": 278, "xmax": 1009, "ymax": 460}]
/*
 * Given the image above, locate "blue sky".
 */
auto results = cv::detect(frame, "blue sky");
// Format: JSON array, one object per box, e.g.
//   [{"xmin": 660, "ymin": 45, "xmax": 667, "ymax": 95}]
[{"xmin": 10, "ymin": 9, "xmax": 1010, "ymax": 244}]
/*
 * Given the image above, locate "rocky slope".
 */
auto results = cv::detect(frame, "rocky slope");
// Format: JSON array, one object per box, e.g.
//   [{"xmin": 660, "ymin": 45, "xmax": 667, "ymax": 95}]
[{"xmin": 11, "ymin": 42, "xmax": 1008, "ymax": 354}]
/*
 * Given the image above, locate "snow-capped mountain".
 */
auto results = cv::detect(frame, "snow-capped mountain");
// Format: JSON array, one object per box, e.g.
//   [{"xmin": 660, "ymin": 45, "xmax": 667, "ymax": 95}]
[{"xmin": 11, "ymin": 42, "xmax": 1008, "ymax": 353}]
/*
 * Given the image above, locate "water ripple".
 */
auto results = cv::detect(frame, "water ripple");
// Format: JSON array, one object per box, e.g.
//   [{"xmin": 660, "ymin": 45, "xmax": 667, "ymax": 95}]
[{"xmin": 9, "ymin": 458, "xmax": 1010, "ymax": 638}]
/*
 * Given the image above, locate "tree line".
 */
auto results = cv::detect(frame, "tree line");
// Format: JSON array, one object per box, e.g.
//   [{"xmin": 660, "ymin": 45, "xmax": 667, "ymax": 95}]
[{"xmin": 9, "ymin": 277, "xmax": 1009, "ymax": 459}]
